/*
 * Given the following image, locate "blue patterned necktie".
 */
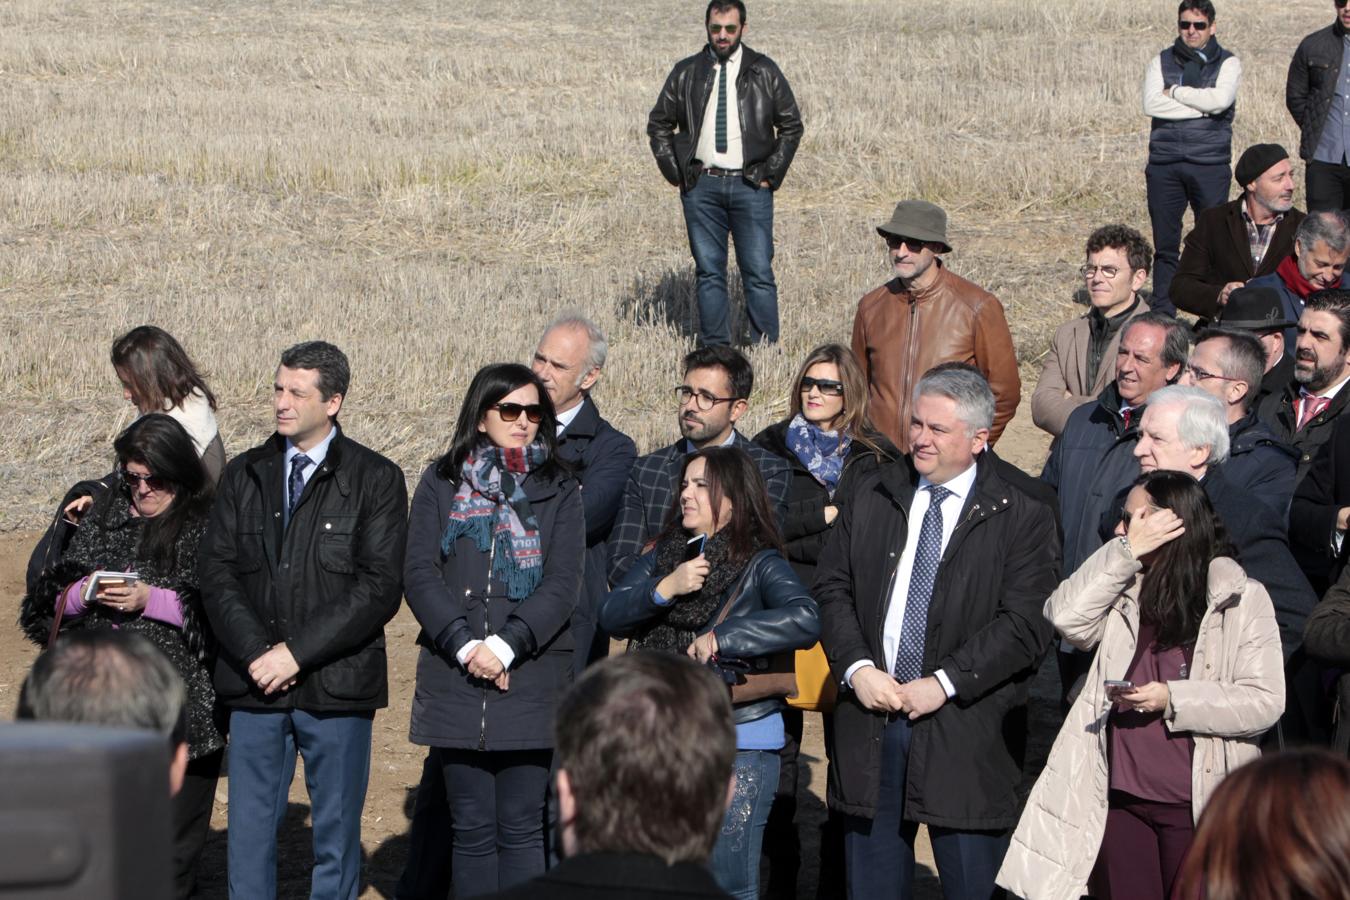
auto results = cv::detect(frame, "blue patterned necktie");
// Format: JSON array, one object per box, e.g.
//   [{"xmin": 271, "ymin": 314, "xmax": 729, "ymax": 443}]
[
  {"xmin": 287, "ymin": 453, "xmax": 312, "ymax": 520},
  {"xmin": 894, "ymin": 485, "xmax": 952, "ymax": 683},
  {"xmin": 715, "ymin": 59, "xmax": 728, "ymax": 154}
]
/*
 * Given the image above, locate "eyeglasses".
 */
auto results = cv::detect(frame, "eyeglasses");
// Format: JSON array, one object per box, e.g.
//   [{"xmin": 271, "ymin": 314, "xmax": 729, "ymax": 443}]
[
  {"xmin": 674, "ymin": 385, "xmax": 738, "ymax": 411},
  {"xmin": 800, "ymin": 376, "xmax": 845, "ymax": 397},
  {"xmin": 1339, "ymin": 0, "xmax": 1349, "ymax": 9},
  {"xmin": 1183, "ymin": 364, "xmax": 1240, "ymax": 383},
  {"xmin": 708, "ymin": 23, "xmax": 740, "ymax": 34},
  {"xmin": 884, "ymin": 235, "xmax": 928, "ymax": 251},
  {"xmin": 1080, "ymin": 264, "xmax": 1123, "ymax": 279},
  {"xmin": 119, "ymin": 468, "xmax": 170, "ymax": 492},
  {"xmin": 1177, "ymin": 19, "xmax": 1210, "ymax": 30},
  {"xmin": 492, "ymin": 403, "xmax": 545, "ymax": 423}
]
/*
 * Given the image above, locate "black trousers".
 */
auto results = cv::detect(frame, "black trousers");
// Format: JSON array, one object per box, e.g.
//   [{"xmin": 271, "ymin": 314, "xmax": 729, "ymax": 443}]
[
  {"xmin": 1307, "ymin": 159, "xmax": 1350, "ymax": 212},
  {"xmin": 173, "ymin": 748, "xmax": 223, "ymax": 899}
]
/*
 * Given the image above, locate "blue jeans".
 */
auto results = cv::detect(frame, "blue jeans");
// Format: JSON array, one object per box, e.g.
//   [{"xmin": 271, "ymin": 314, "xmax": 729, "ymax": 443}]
[
  {"xmin": 681, "ymin": 172, "xmax": 778, "ymax": 346},
  {"xmin": 709, "ymin": 749, "xmax": 780, "ymax": 900},
  {"xmin": 1144, "ymin": 160, "xmax": 1230, "ymax": 315},
  {"xmin": 226, "ymin": 708, "xmax": 374, "ymax": 900},
  {"xmin": 844, "ymin": 716, "xmax": 1010, "ymax": 900},
  {"xmin": 440, "ymin": 748, "xmax": 552, "ymax": 898}
]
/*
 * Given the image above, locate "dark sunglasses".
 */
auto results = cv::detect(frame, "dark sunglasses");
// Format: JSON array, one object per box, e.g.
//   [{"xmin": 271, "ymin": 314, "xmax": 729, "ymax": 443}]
[
  {"xmin": 493, "ymin": 403, "xmax": 545, "ymax": 424},
  {"xmin": 1177, "ymin": 19, "xmax": 1210, "ymax": 30},
  {"xmin": 120, "ymin": 468, "xmax": 170, "ymax": 492},
  {"xmin": 884, "ymin": 234, "xmax": 928, "ymax": 251},
  {"xmin": 708, "ymin": 23, "xmax": 739, "ymax": 34},
  {"xmin": 800, "ymin": 376, "xmax": 845, "ymax": 397}
]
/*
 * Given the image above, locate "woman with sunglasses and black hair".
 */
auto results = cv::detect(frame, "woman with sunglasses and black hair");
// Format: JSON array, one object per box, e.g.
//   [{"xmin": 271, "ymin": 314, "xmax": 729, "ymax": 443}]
[
  {"xmin": 402, "ymin": 362, "xmax": 584, "ymax": 897},
  {"xmin": 20, "ymin": 413, "xmax": 223, "ymax": 899},
  {"xmin": 599, "ymin": 445, "xmax": 820, "ymax": 900},
  {"xmin": 998, "ymin": 471, "xmax": 1284, "ymax": 900},
  {"xmin": 751, "ymin": 342, "xmax": 894, "ymax": 897}
]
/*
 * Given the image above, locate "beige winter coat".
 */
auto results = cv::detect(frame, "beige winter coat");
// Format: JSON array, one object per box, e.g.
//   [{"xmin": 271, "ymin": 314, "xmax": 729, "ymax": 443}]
[{"xmin": 996, "ymin": 538, "xmax": 1285, "ymax": 900}]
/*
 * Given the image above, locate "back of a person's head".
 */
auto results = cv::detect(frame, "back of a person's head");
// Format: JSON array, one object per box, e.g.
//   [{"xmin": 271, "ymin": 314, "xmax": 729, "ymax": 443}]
[
  {"xmin": 17, "ymin": 630, "xmax": 187, "ymax": 749},
  {"xmin": 1177, "ymin": 750, "xmax": 1350, "ymax": 900},
  {"xmin": 555, "ymin": 653, "xmax": 736, "ymax": 865}
]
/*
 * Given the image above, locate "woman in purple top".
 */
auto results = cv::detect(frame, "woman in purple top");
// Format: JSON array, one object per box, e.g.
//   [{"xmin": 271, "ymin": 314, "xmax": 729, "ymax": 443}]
[
  {"xmin": 997, "ymin": 471, "xmax": 1284, "ymax": 900},
  {"xmin": 21, "ymin": 413, "xmax": 223, "ymax": 900}
]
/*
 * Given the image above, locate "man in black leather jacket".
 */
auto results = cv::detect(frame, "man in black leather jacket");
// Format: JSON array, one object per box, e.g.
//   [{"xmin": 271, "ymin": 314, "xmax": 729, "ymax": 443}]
[
  {"xmin": 1287, "ymin": 3, "xmax": 1350, "ymax": 210},
  {"xmin": 201, "ymin": 341, "xmax": 407, "ymax": 900},
  {"xmin": 647, "ymin": 0, "xmax": 802, "ymax": 347}
]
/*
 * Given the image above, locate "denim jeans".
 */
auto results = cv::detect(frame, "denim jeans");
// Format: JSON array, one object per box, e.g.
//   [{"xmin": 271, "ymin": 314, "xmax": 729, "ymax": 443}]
[
  {"xmin": 1144, "ymin": 160, "xmax": 1231, "ymax": 315},
  {"xmin": 680, "ymin": 172, "xmax": 778, "ymax": 346},
  {"xmin": 440, "ymin": 748, "xmax": 552, "ymax": 898},
  {"xmin": 709, "ymin": 749, "xmax": 780, "ymax": 900}
]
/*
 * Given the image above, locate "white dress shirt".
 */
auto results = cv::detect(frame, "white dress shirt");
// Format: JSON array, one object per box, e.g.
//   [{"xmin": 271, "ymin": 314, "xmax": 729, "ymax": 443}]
[
  {"xmin": 555, "ymin": 399, "xmax": 584, "ymax": 437},
  {"xmin": 694, "ymin": 46, "xmax": 744, "ymax": 169},
  {"xmin": 844, "ymin": 461, "xmax": 980, "ymax": 697}
]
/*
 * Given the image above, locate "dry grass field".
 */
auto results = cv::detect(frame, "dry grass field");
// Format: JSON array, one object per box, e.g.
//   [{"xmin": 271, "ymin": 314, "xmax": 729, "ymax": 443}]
[{"xmin": 0, "ymin": 0, "xmax": 1330, "ymax": 896}]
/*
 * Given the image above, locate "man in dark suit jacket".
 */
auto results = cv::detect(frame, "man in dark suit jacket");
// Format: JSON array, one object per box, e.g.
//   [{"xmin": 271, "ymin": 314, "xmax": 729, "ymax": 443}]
[
  {"xmin": 488, "ymin": 654, "xmax": 735, "ymax": 900},
  {"xmin": 1171, "ymin": 143, "xmax": 1304, "ymax": 321},
  {"xmin": 607, "ymin": 345, "xmax": 790, "ymax": 584},
  {"xmin": 531, "ymin": 315, "xmax": 638, "ymax": 671}
]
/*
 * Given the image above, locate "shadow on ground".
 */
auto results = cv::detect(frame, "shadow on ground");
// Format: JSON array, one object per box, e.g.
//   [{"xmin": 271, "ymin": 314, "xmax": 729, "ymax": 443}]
[{"xmin": 618, "ymin": 266, "xmax": 749, "ymax": 344}]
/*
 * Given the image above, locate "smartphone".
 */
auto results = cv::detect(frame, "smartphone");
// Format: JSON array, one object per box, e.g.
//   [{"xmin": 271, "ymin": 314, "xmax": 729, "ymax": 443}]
[
  {"xmin": 683, "ymin": 533, "xmax": 707, "ymax": 561},
  {"xmin": 1104, "ymin": 679, "xmax": 1134, "ymax": 693}
]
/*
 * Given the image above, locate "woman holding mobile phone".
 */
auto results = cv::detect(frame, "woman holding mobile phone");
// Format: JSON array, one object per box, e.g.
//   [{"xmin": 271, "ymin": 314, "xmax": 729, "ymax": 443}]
[
  {"xmin": 402, "ymin": 363, "xmax": 583, "ymax": 897},
  {"xmin": 20, "ymin": 414, "xmax": 223, "ymax": 899},
  {"xmin": 599, "ymin": 446, "xmax": 820, "ymax": 900},
  {"xmin": 997, "ymin": 471, "xmax": 1285, "ymax": 900}
]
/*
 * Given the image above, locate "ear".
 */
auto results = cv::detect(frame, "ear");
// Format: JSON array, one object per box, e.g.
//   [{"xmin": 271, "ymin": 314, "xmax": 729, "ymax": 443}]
[
  {"xmin": 969, "ymin": 427, "xmax": 991, "ymax": 455},
  {"xmin": 578, "ymin": 366, "xmax": 601, "ymax": 393},
  {"xmin": 557, "ymin": 768, "xmax": 576, "ymax": 824},
  {"xmin": 1164, "ymin": 363, "xmax": 1182, "ymax": 383},
  {"xmin": 1229, "ymin": 380, "xmax": 1250, "ymax": 407},
  {"xmin": 1130, "ymin": 268, "xmax": 1148, "ymax": 294},
  {"xmin": 728, "ymin": 397, "xmax": 748, "ymax": 423},
  {"xmin": 325, "ymin": 392, "xmax": 344, "ymax": 419},
  {"xmin": 168, "ymin": 741, "xmax": 189, "ymax": 797}
]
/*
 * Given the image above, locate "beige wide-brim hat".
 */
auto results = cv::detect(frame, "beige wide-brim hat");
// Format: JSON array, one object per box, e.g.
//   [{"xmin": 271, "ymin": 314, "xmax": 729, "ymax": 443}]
[{"xmin": 875, "ymin": 200, "xmax": 952, "ymax": 253}]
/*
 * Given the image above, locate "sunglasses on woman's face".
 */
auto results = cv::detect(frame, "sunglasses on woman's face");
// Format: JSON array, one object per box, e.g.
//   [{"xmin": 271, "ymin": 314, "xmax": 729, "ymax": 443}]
[
  {"xmin": 120, "ymin": 468, "xmax": 170, "ymax": 492},
  {"xmin": 493, "ymin": 403, "xmax": 545, "ymax": 424},
  {"xmin": 799, "ymin": 376, "xmax": 845, "ymax": 397}
]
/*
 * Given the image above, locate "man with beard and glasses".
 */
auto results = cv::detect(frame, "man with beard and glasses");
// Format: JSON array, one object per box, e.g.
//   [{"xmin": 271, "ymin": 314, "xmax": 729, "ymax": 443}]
[
  {"xmin": 606, "ymin": 345, "xmax": 789, "ymax": 584},
  {"xmin": 1246, "ymin": 211, "xmax": 1350, "ymax": 355},
  {"xmin": 1260, "ymin": 290, "xmax": 1350, "ymax": 487},
  {"xmin": 852, "ymin": 200, "xmax": 1020, "ymax": 452},
  {"xmin": 1288, "ymin": 0, "xmax": 1350, "ymax": 211},
  {"xmin": 1142, "ymin": 0, "xmax": 1242, "ymax": 315},
  {"xmin": 1172, "ymin": 144, "xmax": 1304, "ymax": 321},
  {"xmin": 647, "ymin": 0, "xmax": 803, "ymax": 348}
]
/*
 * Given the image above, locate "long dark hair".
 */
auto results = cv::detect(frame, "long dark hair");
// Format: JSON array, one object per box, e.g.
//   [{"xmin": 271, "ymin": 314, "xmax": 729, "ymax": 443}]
[
  {"xmin": 113, "ymin": 414, "xmax": 213, "ymax": 568},
  {"xmin": 659, "ymin": 446, "xmax": 783, "ymax": 562},
  {"xmin": 1133, "ymin": 470, "xmax": 1235, "ymax": 648},
  {"xmin": 111, "ymin": 326, "xmax": 217, "ymax": 413},
  {"xmin": 434, "ymin": 363, "xmax": 565, "ymax": 481}
]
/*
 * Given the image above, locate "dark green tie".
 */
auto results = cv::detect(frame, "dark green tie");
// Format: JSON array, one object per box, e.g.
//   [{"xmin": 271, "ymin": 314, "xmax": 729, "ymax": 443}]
[{"xmin": 715, "ymin": 59, "xmax": 727, "ymax": 154}]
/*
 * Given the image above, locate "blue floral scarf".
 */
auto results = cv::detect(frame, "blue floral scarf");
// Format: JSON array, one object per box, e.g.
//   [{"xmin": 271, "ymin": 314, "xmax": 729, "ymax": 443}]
[
  {"xmin": 786, "ymin": 414, "xmax": 851, "ymax": 496},
  {"xmin": 441, "ymin": 442, "xmax": 548, "ymax": 600}
]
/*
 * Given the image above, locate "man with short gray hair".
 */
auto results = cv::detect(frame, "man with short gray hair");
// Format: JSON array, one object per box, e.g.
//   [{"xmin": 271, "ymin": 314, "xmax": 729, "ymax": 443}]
[
  {"xmin": 1247, "ymin": 210, "xmax": 1350, "ymax": 354},
  {"xmin": 1180, "ymin": 329, "xmax": 1298, "ymax": 512},
  {"xmin": 852, "ymin": 200, "xmax": 1021, "ymax": 452},
  {"xmin": 816, "ymin": 363, "xmax": 1059, "ymax": 900}
]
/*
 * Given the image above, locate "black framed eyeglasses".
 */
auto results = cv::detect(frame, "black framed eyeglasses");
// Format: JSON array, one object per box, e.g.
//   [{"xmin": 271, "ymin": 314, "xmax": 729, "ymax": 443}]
[
  {"xmin": 800, "ymin": 376, "xmax": 845, "ymax": 397},
  {"xmin": 1177, "ymin": 19, "xmax": 1209, "ymax": 30},
  {"xmin": 493, "ymin": 403, "xmax": 545, "ymax": 423},
  {"xmin": 674, "ymin": 385, "xmax": 738, "ymax": 411},
  {"xmin": 119, "ymin": 468, "xmax": 170, "ymax": 492}
]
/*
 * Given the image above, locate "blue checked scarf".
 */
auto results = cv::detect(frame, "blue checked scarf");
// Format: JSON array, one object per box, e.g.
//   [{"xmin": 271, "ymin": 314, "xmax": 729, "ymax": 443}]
[
  {"xmin": 441, "ymin": 442, "xmax": 547, "ymax": 600},
  {"xmin": 785, "ymin": 413, "xmax": 851, "ymax": 496}
]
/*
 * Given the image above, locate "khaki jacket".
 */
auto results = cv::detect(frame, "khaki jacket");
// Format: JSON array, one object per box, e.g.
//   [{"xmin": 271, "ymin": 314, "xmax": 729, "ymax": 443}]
[
  {"xmin": 851, "ymin": 264, "xmax": 1020, "ymax": 452},
  {"xmin": 996, "ymin": 539, "xmax": 1285, "ymax": 900},
  {"xmin": 1031, "ymin": 299, "xmax": 1150, "ymax": 437}
]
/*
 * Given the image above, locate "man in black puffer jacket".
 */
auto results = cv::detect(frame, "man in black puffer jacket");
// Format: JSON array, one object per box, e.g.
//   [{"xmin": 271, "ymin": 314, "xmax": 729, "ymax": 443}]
[
  {"xmin": 647, "ymin": 0, "xmax": 802, "ymax": 347},
  {"xmin": 1288, "ymin": 3, "xmax": 1350, "ymax": 211}
]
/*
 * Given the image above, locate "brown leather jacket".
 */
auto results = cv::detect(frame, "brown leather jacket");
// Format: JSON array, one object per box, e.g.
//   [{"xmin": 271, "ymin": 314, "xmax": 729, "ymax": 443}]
[{"xmin": 851, "ymin": 264, "xmax": 1021, "ymax": 451}]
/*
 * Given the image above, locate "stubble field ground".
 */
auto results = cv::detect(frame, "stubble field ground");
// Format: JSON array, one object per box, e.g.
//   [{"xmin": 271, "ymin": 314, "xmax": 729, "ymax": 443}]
[{"xmin": 0, "ymin": 1, "xmax": 1326, "ymax": 896}]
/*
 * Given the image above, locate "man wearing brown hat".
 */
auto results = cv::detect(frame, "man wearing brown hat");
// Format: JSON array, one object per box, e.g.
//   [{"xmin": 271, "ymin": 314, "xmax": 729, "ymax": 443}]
[
  {"xmin": 1172, "ymin": 143, "xmax": 1305, "ymax": 320},
  {"xmin": 851, "ymin": 200, "xmax": 1020, "ymax": 452}
]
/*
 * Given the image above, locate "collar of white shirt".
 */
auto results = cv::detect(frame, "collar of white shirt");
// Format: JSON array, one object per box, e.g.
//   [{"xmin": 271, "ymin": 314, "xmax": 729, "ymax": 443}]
[
  {"xmin": 916, "ymin": 458, "xmax": 979, "ymax": 506},
  {"xmin": 555, "ymin": 398, "xmax": 585, "ymax": 436},
  {"xmin": 285, "ymin": 425, "xmax": 337, "ymax": 475}
]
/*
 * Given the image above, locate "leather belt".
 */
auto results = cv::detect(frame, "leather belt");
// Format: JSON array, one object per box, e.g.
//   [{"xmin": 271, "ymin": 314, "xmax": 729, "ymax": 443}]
[{"xmin": 703, "ymin": 166, "xmax": 743, "ymax": 176}]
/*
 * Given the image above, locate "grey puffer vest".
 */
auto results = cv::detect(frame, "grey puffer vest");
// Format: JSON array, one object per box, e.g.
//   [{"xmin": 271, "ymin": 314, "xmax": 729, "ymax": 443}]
[{"xmin": 1149, "ymin": 45, "xmax": 1235, "ymax": 166}]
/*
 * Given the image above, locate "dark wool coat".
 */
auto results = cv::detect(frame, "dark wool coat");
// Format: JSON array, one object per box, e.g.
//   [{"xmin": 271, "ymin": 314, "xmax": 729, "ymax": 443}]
[
  {"xmin": 1170, "ymin": 199, "xmax": 1304, "ymax": 320},
  {"xmin": 751, "ymin": 420, "xmax": 897, "ymax": 585},
  {"xmin": 404, "ymin": 464, "xmax": 584, "ymax": 751},
  {"xmin": 20, "ymin": 489, "xmax": 223, "ymax": 759},
  {"xmin": 815, "ymin": 452, "xmax": 1061, "ymax": 828}
]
